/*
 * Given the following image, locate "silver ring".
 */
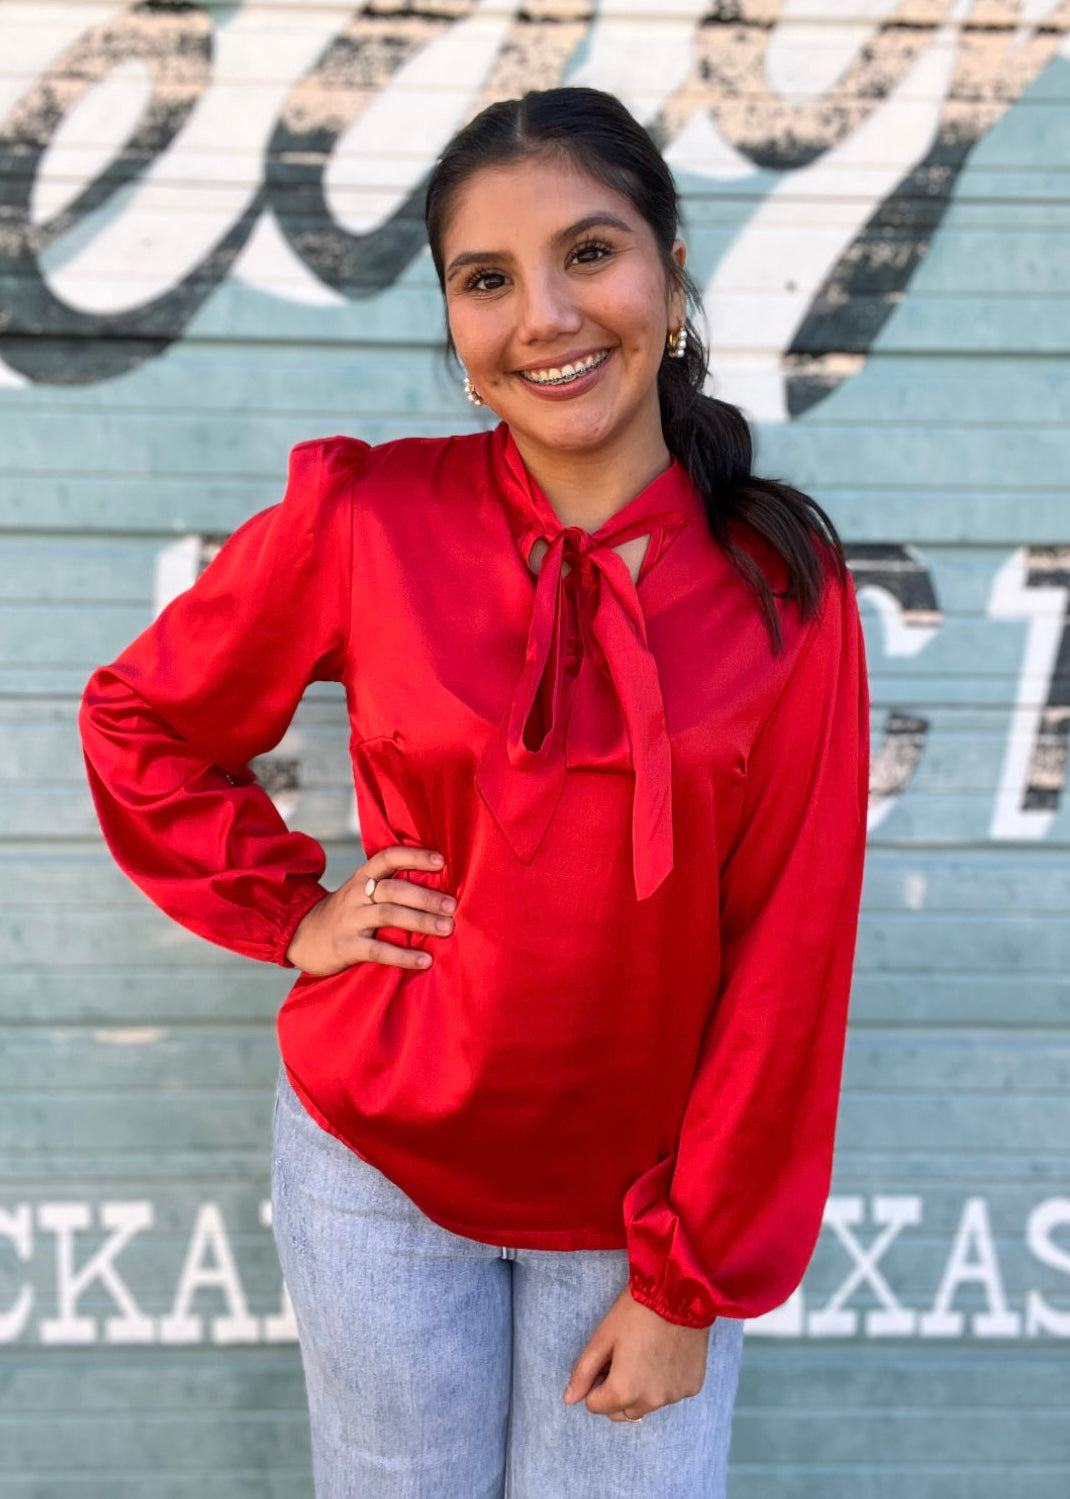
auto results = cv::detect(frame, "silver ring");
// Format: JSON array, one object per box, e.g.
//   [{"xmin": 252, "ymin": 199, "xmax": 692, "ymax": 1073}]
[{"xmin": 364, "ymin": 876, "xmax": 378, "ymax": 903}]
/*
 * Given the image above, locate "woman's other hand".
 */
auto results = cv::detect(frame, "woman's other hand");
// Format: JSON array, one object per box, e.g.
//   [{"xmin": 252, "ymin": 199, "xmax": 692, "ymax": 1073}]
[
  {"xmin": 562, "ymin": 1285, "xmax": 711, "ymax": 1422},
  {"xmin": 285, "ymin": 846, "xmax": 456, "ymax": 976}
]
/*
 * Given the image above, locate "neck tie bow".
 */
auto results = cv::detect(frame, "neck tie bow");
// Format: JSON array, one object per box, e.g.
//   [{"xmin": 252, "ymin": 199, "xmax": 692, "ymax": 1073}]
[{"xmin": 475, "ymin": 425, "xmax": 698, "ymax": 902}]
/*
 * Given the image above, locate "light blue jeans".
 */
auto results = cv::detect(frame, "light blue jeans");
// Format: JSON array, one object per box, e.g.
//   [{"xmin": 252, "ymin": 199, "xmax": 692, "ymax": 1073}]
[{"xmin": 271, "ymin": 1061, "xmax": 744, "ymax": 1499}]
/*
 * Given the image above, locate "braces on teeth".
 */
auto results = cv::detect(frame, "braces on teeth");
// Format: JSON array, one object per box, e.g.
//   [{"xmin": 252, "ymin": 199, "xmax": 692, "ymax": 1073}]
[{"xmin": 521, "ymin": 351, "xmax": 609, "ymax": 386}]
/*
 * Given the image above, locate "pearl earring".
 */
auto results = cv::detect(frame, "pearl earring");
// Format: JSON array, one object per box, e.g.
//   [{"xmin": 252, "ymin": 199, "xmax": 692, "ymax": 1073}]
[
  {"xmin": 464, "ymin": 375, "xmax": 484, "ymax": 406},
  {"xmin": 667, "ymin": 325, "xmax": 688, "ymax": 359}
]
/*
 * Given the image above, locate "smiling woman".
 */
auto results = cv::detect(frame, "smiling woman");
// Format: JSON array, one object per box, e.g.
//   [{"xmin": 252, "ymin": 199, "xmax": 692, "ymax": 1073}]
[
  {"xmin": 78, "ymin": 85, "xmax": 870, "ymax": 1499},
  {"xmin": 424, "ymin": 88, "xmax": 842, "ymax": 642},
  {"xmin": 440, "ymin": 163, "xmax": 682, "ymax": 502}
]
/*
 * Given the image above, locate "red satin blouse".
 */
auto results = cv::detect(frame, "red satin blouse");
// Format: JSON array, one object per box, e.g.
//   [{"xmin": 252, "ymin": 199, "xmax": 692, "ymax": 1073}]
[{"xmin": 79, "ymin": 422, "xmax": 870, "ymax": 1329}]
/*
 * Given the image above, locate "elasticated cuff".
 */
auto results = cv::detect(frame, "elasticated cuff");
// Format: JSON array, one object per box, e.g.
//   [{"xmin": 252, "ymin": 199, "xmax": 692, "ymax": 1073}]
[
  {"xmin": 271, "ymin": 881, "xmax": 333, "ymax": 967},
  {"xmin": 628, "ymin": 1274, "xmax": 718, "ymax": 1330}
]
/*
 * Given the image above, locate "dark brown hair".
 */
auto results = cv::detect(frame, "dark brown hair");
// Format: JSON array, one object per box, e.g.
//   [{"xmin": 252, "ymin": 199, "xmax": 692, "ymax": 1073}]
[{"xmin": 424, "ymin": 85, "xmax": 845, "ymax": 648}]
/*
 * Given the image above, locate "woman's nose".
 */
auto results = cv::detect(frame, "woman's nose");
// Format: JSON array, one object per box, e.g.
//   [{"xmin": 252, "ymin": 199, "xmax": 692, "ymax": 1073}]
[{"xmin": 514, "ymin": 270, "xmax": 583, "ymax": 343}]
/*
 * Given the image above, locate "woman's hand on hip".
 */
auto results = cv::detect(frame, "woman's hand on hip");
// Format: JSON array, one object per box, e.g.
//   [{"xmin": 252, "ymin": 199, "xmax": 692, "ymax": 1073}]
[
  {"xmin": 285, "ymin": 845, "xmax": 456, "ymax": 976},
  {"xmin": 562, "ymin": 1284, "xmax": 711, "ymax": 1422}
]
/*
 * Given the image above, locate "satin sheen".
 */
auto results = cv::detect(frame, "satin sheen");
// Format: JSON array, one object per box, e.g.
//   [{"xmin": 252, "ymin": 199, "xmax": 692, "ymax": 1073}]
[{"xmin": 79, "ymin": 422, "xmax": 870, "ymax": 1329}]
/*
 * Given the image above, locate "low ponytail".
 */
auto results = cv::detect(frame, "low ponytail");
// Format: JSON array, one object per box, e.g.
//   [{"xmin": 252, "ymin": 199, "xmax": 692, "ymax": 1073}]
[
  {"xmin": 658, "ymin": 313, "xmax": 846, "ymax": 651},
  {"xmin": 425, "ymin": 85, "xmax": 847, "ymax": 650}
]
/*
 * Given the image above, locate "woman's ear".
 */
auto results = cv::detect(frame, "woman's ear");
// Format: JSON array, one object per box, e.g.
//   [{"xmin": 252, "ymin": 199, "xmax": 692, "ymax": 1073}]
[{"xmin": 668, "ymin": 239, "xmax": 689, "ymax": 327}]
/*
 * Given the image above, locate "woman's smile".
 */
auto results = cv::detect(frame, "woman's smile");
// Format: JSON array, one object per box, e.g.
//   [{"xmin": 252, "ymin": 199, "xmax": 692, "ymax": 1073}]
[{"xmin": 514, "ymin": 347, "xmax": 614, "ymax": 397}]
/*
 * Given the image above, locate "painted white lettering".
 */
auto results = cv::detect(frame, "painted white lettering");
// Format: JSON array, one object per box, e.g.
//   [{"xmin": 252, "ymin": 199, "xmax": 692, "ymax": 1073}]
[
  {"xmin": 0, "ymin": 1205, "xmax": 34, "ymax": 1343},
  {"xmin": 159, "ymin": 1204, "xmax": 258, "ymax": 1345},
  {"xmin": 38, "ymin": 1201, "xmax": 154, "ymax": 1345},
  {"xmin": 1025, "ymin": 1198, "xmax": 1070, "ymax": 1338},
  {"xmin": 921, "ymin": 1197, "xmax": 1021, "ymax": 1338},
  {"xmin": 988, "ymin": 548, "xmax": 1070, "ymax": 837},
  {"xmin": 808, "ymin": 1196, "xmax": 921, "ymax": 1337}
]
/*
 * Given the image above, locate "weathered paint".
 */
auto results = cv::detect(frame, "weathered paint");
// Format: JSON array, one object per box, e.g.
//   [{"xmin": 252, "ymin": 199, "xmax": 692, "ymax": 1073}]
[{"xmin": 1, "ymin": 1, "xmax": 1068, "ymax": 1493}]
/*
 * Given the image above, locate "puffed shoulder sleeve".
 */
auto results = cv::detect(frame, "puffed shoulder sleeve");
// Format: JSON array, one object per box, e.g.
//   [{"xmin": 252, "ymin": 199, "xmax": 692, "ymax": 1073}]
[
  {"xmin": 78, "ymin": 436, "xmax": 369, "ymax": 967},
  {"xmin": 623, "ymin": 564, "xmax": 870, "ymax": 1326}
]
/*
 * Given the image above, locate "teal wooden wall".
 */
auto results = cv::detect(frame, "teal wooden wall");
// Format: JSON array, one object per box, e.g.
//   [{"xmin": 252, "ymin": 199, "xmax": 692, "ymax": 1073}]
[{"xmin": 2, "ymin": 1, "xmax": 1069, "ymax": 1493}]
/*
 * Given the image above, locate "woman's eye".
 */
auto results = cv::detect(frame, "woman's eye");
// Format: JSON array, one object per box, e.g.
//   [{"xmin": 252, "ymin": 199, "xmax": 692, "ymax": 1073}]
[
  {"xmin": 464, "ymin": 268, "xmax": 507, "ymax": 293},
  {"xmin": 571, "ymin": 240, "xmax": 613, "ymax": 266}
]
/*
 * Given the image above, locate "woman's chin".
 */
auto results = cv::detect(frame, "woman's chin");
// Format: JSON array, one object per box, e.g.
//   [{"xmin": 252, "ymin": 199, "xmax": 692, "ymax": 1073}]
[{"xmin": 504, "ymin": 402, "xmax": 620, "ymax": 456}]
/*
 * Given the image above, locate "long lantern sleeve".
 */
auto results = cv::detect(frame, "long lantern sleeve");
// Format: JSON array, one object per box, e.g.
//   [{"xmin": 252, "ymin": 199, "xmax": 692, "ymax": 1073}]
[
  {"xmin": 78, "ymin": 436, "xmax": 367, "ymax": 968},
  {"xmin": 622, "ymin": 565, "xmax": 870, "ymax": 1328}
]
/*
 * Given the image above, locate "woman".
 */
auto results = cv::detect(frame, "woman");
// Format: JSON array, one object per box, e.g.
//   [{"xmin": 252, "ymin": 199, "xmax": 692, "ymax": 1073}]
[{"xmin": 79, "ymin": 86, "xmax": 869, "ymax": 1499}]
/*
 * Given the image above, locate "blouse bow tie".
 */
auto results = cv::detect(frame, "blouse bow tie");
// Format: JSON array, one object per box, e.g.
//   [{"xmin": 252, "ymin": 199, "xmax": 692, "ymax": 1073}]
[{"xmin": 475, "ymin": 426, "xmax": 698, "ymax": 902}]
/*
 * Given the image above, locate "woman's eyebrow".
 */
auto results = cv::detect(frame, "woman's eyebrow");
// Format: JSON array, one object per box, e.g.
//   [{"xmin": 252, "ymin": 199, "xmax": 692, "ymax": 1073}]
[{"xmin": 444, "ymin": 213, "xmax": 634, "ymax": 282}]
